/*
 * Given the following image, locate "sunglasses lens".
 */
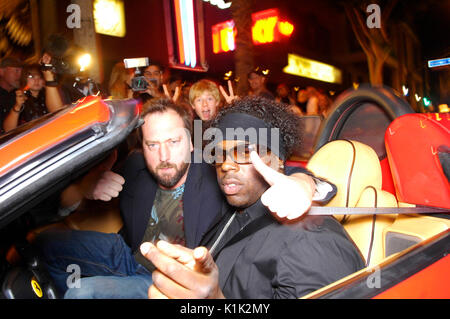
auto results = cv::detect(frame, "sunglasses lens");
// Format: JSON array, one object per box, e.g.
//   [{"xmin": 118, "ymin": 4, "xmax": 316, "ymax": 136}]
[
  {"xmin": 210, "ymin": 147, "xmax": 226, "ymax": 166},
  {"xmin": 210, "ymin": 144, "xmax": 262, "ymax": 166},
  {"xmin": 233, "ymin": 144, "xmax": 252, "ymax": 163}
]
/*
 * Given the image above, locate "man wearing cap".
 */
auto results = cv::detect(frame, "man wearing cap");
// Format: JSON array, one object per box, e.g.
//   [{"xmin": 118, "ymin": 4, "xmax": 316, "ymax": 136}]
[
  {"xmin": 0, "ymin": 57, "xmax": 22, "ymax": 133},
  {"xmin": 142, "ymin": 96, "xmax": 364, "ymax": 299},
  {"xmin": 247, "ymin": 67, "xmax": 275, "ymax": 100}
]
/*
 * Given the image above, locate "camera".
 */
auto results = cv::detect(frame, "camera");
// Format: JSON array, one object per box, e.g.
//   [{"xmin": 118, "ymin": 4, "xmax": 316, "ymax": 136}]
[
  {"xmin": 124, "ymin": 57, "xmax": 156, "ymax": 92},
  {"xmin": 41, "ymin": 35, "xmax": 80, "ymax": 75},
  {"xmin": 41, "ymin": 35, "xmax": 94, "ymax": 76},
  {"xmin": 41, "ymin": 57, "xmax": 78, "ymax": 75}
]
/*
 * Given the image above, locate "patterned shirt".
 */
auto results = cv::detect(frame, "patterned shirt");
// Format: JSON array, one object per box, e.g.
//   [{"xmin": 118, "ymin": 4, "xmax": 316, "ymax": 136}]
[{"xmin": 134, "ymin": 184, "xmax": 185, "ymax": 272}]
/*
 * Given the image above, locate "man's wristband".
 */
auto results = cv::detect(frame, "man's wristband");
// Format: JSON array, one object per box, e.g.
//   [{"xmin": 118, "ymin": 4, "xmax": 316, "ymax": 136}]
[
  {"xmin": 13, "ymin": 104, "xmax": 24, "ymax": 113},
  {"xmin": 45, "ymin": 80, "xmax": 58, "ymax": 87},
  {"xmin": 312, "ymin": 177, "xmax": 336, "ymax": 203}
]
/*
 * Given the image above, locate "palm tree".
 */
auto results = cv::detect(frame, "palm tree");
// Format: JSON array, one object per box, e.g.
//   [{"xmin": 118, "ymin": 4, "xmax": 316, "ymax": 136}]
[
  {"xmin": 230, "ymin": 0, "xmax": 255, "ymax": 96},
  {"xmin": 0, "ymin": 0, "xmax": 34, "ymax": 59},
  {"xmin": 343, "ymin": 0, "xmax": 398, "ymax": 86}
]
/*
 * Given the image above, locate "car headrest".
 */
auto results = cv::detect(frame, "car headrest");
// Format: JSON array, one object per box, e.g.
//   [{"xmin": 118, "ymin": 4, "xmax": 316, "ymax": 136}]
[
  {"xmin": 307, "ymin": 140, "xmax": 382, "ymax": 208},
  {"xmin": 385, "ymin": 113, "xmax": 450, "ymax": 209}
]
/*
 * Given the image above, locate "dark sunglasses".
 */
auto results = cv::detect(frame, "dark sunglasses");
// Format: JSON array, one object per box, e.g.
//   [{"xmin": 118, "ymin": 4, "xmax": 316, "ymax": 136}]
[{"xmin": 209, "ymin": 143, "xmax": 271, "ymax": 166}]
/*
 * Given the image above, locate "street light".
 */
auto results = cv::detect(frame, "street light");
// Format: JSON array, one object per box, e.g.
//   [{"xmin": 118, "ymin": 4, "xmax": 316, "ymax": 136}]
[{"xmin": 78, "ymin": 53, "xmax": 91, "ymax": 72}]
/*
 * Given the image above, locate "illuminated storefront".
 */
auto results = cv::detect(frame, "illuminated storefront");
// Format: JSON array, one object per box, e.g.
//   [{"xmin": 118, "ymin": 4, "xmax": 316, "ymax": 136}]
[{"xmin": 283, "ymin": 53, "xmax": 342, "ymax": 84}]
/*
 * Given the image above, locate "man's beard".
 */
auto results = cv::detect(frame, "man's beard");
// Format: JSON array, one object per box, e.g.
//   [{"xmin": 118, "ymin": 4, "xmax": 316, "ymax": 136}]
[{"xmin": 151, "ymin": 161, "xmax": 190, "ymax": 189}]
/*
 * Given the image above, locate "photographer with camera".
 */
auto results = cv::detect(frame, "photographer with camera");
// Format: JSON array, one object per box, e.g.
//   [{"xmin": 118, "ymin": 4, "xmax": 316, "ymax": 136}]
[
  {"xmin": 130, "ymin": 60, "xmax": 165, "ymax": 103},
  {"xmin": 125, "ymin": 58, "xmax": 181, "ymax": 105},
  {"xmin": 2, "ymin": 60, "xmax": 66, "ymax": 132},
  {"xmin": 41, "ymin": 35, "xmax": 107, "ymax": 105}
]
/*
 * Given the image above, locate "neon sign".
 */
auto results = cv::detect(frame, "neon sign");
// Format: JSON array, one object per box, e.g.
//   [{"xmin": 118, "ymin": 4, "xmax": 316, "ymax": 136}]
[
  {"xmin": 173, "ymin": 0, "xmax": 198, "ymax": 68},
  {"xmin": 203, "ymin": 0, "xmax": 231, "ymax": 9},
  {"xmin": 428, "ymin": 57, "xmax": 450, "ymax": 68},
  {"xmin": 283, "ymin": 53, "xmax": 342, "ymax": 84},
  {"xmin": 212, "ymin": 8, "xmax": 294, "ymax": 54},
  {"xmin": 212, "ymin": 20, "xmax": 235, "ymax": 53},
  {"xmin": 252, "ymin": 9, "xmax": 293, "ymax": 45}
]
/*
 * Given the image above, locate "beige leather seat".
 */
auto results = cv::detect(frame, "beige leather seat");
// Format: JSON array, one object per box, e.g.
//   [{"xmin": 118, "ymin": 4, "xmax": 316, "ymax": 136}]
[{"xmin": 307, "ymin": 140, "xmax": 397, "ymax": 266}]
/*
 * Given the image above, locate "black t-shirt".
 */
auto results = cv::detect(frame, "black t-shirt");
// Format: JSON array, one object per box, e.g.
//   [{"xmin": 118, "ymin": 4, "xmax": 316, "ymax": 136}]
[
  {"xmin": 259, "ymin": 90, "xmax": 275, "ymax": 100},
  {"xmin": 133, "ymin": 184, "xmax": 186, "ymax": 271},
  {"xmin": 18, "ymin": 90, "xmax": 48, "ymax": 125}
]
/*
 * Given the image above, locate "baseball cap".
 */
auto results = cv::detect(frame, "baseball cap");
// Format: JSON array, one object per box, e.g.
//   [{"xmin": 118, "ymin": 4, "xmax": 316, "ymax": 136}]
[
  {"xmin": 0, "ymin": 57, "xmax": 23, "ymax": 68},
  {"xmin": 248, "ymin": 67, "xmax": 270, "ymax": 77}
]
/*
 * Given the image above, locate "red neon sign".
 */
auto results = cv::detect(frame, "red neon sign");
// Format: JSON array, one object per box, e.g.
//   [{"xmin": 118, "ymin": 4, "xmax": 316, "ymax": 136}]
[
  {"xmin": 211, "ymin": 8, "xmax": 294, "ymax": 54},
  {"xmin": 212, "ymin": 20, "xmax": 236, "ymax": 54}
]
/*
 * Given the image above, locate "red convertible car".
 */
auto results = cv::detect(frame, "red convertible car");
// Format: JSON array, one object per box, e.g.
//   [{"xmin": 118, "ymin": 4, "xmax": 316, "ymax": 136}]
[{"xmin": 0, "ymin": 86, "xmax": 448, "ymax": 299}]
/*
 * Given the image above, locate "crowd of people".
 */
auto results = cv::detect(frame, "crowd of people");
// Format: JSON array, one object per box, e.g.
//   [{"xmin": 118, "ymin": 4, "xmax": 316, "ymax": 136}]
[{"xmin": 0, "ymin": 53, "xmax": 334, "ymax": 135}]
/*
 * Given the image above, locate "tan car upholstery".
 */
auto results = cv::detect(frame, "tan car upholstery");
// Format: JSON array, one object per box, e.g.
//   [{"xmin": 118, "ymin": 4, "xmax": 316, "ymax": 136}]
[{"xmin": 307, "ymin": 140, "xmax": 397, "ymax": 266}]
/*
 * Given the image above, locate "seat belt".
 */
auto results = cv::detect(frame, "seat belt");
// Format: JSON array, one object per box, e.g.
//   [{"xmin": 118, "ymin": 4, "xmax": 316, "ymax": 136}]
[{"xmin": 308, "ymin": 206, "xmax": 449, "ymax": 216}]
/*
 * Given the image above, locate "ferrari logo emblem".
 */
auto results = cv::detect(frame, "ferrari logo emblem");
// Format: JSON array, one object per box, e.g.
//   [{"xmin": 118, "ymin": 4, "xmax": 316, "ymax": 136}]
[{"xmin": 31, "ymin": 279, "xmax": 43, "ymax": 298}]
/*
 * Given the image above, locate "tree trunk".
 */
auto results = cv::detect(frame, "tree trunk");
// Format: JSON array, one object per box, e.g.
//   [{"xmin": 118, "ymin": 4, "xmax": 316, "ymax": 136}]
[
  {"xmin": 368, "ymin": 56, "xmax": 384, "ymax": 86},
  {"xmin": 29, "ymin": 0, "xmax": 41, "ymax": 61},
  {"xmin": 72, "ymin": 0, "xmax": 100, "ymax": 82},
  {"xmin": 231, "ymin": 0, "xmax": 254, "ymax": 96}
]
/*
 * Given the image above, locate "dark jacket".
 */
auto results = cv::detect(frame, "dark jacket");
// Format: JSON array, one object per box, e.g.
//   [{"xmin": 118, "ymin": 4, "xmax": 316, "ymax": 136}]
[
  {"xmin": 120, "ymin": 151, "xmax": 224, "ymax": 252},
  {"xmin": 119, "ymin": 151, "xmax": 313, "ymax": 253},
  {"xmin": 201, "ymin": 199, "xmax": 365, "ymax": 299}
]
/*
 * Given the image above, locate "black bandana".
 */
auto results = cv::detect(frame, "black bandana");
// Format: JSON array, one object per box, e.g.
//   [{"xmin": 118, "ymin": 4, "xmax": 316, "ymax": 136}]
[{"xmin": 209, "ymin": 112, "xmax": 287, "ymax": 160}]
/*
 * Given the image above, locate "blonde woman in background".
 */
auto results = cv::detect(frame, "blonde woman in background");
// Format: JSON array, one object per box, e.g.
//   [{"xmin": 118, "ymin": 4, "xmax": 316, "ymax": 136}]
[{"xmin": 108, "ymin": 62, "xmax": 134, "ymax": 99}]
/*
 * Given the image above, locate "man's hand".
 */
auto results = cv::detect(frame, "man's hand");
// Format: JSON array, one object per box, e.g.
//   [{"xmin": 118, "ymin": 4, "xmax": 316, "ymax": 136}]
[
  {"xmin": 219, "ymin": 80, "xmax": 239, "ymax": 105},
  {"xmin": 80, "ymin": 150, "xmax": 125, "ymax": 201},
  {"xmin": 140, "ymin": 241, "xmax": 225, "ymax": 299},
  {"xmin": 144, "ymin": 81, "xmax": 164, "ymax": 99},
  {"xmin": 163, "ymin": 84, "xmax": 180, "ymax": 103},
  {"xmin": 250, "ymin": 151, "xmax": 315, "ymax": 220},
  {"xmin": 40, "ymin": 53, "xmax": 56, "ymax": 82},
  {"xmin": 14, "ymin": 90, "xmax": 27, "ymax": 110}
]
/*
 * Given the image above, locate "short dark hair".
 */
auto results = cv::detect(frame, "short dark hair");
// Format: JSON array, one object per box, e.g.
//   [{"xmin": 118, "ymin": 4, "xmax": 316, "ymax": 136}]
[
  {"xmin": 21, "ymin": 64, "xmax": 43, "ymax": 87},
  {"xmin": 247, "ymin": 66, "xmax": 269, "ymax": 78},
  {"xmin": 210, "ymin": 96, "xmax": 301, "ymax": 160},
  {"xmin": 146, "ymin": 61, "xmax": 164, "ymax": 72},
  {"xmin": 0, "ymin": 56, "xmax": 22, "ymax": 68},
  {"xmin": 141, "ymin": 98, "xmax": 193, "ymax": 136}
]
